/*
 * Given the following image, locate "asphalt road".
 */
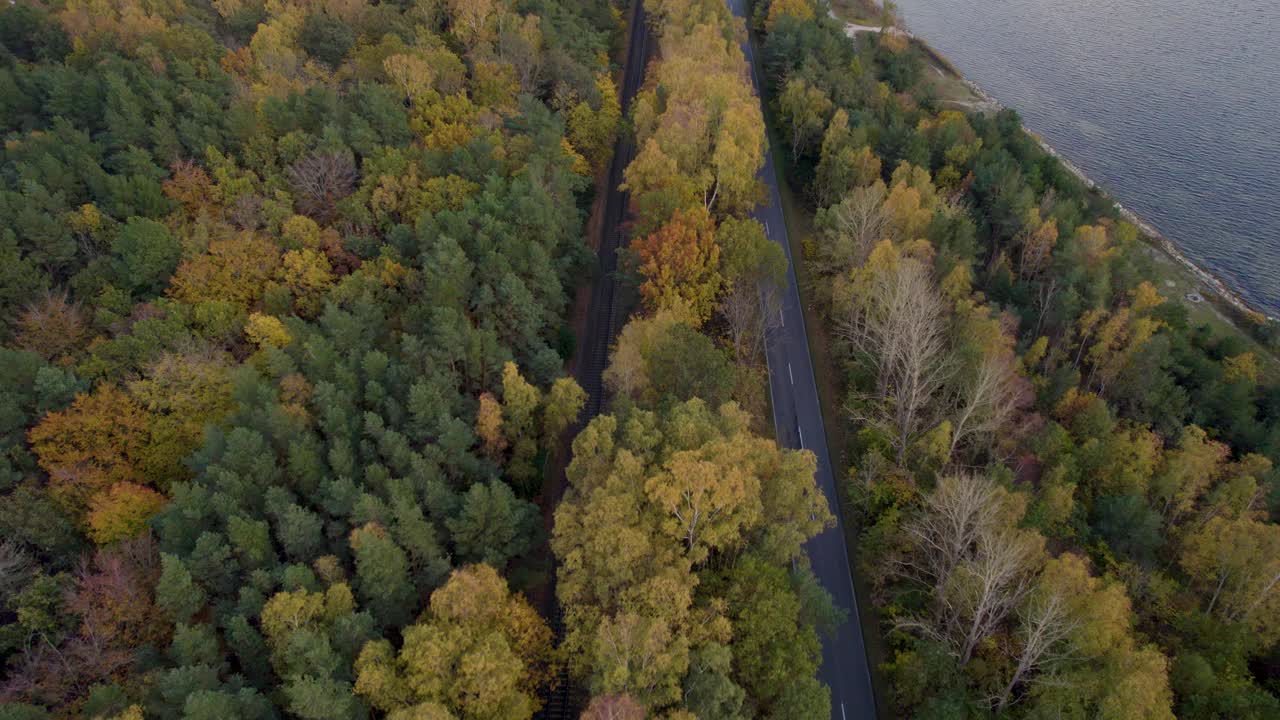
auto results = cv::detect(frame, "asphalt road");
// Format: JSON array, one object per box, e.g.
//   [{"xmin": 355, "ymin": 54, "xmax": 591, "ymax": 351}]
[{"xmin": 726, "ymin": 1, "xmax": 880, "ymax": 717}]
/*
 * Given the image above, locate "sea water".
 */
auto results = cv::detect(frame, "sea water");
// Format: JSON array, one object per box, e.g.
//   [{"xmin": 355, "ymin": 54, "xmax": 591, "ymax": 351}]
[{"xmin": 891, "ymin": 0, "xmax": 1280, "ymax": 313}]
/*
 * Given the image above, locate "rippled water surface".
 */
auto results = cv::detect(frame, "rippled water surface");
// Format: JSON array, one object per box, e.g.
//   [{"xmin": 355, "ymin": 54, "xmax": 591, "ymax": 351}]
[{"xmin": 891, "ymin": 0, "xmax": 1280, "ymax": 313}]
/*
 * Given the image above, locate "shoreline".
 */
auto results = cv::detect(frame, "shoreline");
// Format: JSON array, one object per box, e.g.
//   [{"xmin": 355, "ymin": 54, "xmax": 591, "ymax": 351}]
[
  {"xmin": 949, "ymin": 69, "xmax": 1276, "ymax": 324},
  {"xmin": 832, "ymin": 9, "xmax": 1277, "ymax": 326}
]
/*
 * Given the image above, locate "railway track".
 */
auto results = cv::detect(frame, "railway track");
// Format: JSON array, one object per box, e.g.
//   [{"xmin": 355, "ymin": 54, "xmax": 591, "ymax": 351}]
[{"xmin": 534, "ymin": 2, "xmax": 653, "ymax": 718}]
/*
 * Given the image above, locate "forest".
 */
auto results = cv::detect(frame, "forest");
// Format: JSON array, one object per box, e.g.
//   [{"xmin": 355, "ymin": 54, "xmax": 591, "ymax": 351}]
[
  {"xmin": 0, "ymin": 0, "xmax": 624, "ymax": 716},
  {"xmin": 752, "ymin": 0, "xmax": 1280, "ymax": 718},
  {"xmin": 0, "ymin": 0, "xmax": 844, "ymax": 717},
  {"xmin": 6, "ymin": 0, "xmax": 1279, "ymax": 717},
  {"xmin": 556, "ymin": 0, "xmax": 842, "ymax": 718}
]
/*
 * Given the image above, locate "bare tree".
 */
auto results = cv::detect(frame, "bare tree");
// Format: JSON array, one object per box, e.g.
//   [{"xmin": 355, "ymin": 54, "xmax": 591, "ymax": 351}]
[
  {"xmin": 16, "ymin": 290, "xmax": 87, "ymax": 361},
  {"xmin": 947, "ymin": 349, "xmax": 1031, "ymax": 463},
  {"xmin": 501, "ymin": 15, "xmax": 545, "ymax": 93},
  {"xmin": 837, "ymin": 257, "xmax": 953, "ymax": 465},
  {"xmin": 995, "ymin": 588, "xmax": 1077, "ymax": 711},
  {"xmin": 897, "ymin": 474, "xmax": 1042, "ymax": 663},
  {"xmin": 814, "ymin": 183, "xmax": 889, "ymax": 277},
  {"xmin": 901, "ymin": 474, "xmax": 1005, "ymax": 591},
  {"xmin": 288, "ymin": 151, "xmax": 358, "ymax": 222},
  {"xmin": 0, "ymin": 541, "xmax": 31, "ymax": 605},
  {"xmin": 1033, "ymin": 276, "xmax": 1058, "ymax": 338},
  {"xmin": 581, "ymin": 693, "xmax": 645, "ymax": 720},
  {"xmin": 945, "ymin": 526, "xmax": 1041, "ymax": 662},
  {"xmin": 718, "ymin": 282, "xmax": 782, "ymax": 367},
  {"xmin": 227, "ymin": 192, "xmax": 264, "ymax": 230}
]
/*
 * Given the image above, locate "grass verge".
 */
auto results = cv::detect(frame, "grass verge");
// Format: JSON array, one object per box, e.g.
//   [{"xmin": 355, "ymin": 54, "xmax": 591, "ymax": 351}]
[{"xmin": 829, "ymin": 0, "xmax": 881, "ymax": 25}]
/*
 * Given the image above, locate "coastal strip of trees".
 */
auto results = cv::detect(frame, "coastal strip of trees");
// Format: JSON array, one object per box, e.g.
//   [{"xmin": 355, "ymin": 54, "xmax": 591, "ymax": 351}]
[{"xmin": 753, "ymin": 0, "xmax": 1280, "ymax": 717}]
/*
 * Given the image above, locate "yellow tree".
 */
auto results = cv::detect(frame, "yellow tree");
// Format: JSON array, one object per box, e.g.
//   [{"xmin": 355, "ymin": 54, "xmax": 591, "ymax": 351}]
[
  {"xmin": 127, "ymin": 351, "xmax": 235, "ymax": 485},
  {"xmin": 1149, "ymin": 425, "xmax": 1227, "ymax": 525},
  {"xmin": 384, "ymin": 52, "xmax": 441, "ymax": 105},
  {"xmin": 472, "ymin": 59, "xmax": 519, "ymax": 114},
  {"xmin": 1022, "ymin": 553, "xmax": 1174, "ymax": 719},
  {"xmin": 1083, "ymin": 281, "xmax": 1165, "ymax": 392},
  {"xmin": 708, "ymin": 97, "xmax": 766, "ymax": 214},
  {"xmin": 168, "ymin": 233, "xmax": 283, "ymax": 309},
  {"xmin": 623, "ymin": 15, "xmax": 764, "ymax": 223},
  {"xmin": 29, "ymin": 384, "xmax": 154, "ymax": 519},
  {"xmin": 568, "ymin": 72, "xmax": 622, "ymax": 170},
  {"xmin": 1016, "ymin": 209, "xmax": 1059, "ymax": 280},
  {"xmin": 57, "ymin": 0, "xmax": 175, "ymax": 52},
  {"xmin": 620, "ymin": 138, "xmax": 701, "ymax": 232},
  {"xmin": 778, "ymin": 77, "xmax": 832, "ymax": 156},
  {"xmin": 86, "ymin": 483, "xmax": 167, "ymax": 545},
  {"xmin": 1181, "ymin": 516, "xmax": 1280, "ymax": 643},
  {"xmin": 602, "ymin": 310, "xmax": 686, "ymax": 401},
  {"xmin": 1223, "ymin": 352, "xmax": 1260, "ymax": 384},
  {"xmin": 553, "ymin": 400, "xmax": 831, "ymax": 707},
  {"xmin": 447, "ymin": 0, "xmax": 496, "ymax": 50},
  {"xmin": 552, "ymin": 413, "xmax": 697, "ymax": 706},
  {"xmin": 1074, "ymin": 224, "xmax": 1116, "ymax": 268},
  {"xmin": 645, "ymin": 445, "xmax": 761, "ymax": 564},
  {"xmin": 276, "ymin": 248, "xmax": 335, "ymax": 317},
  {"xmin": 476, "ymin": 392, "xmax": 506, "ymax": 459},
  {"xmin": 815, "ymin": 110, "xmax": 882, "ymax": 207},
  {"xmin": 245, "ymin": 313, "xmax": 293, "ymax": 349},
  {"xmin": 501, "ymin": 362, "xmax": 542, "ymax": 446},
  {"xmin": 766, "ymin": 0, "xmax": 814, "ymax": 29},
  {"xmin": 542, "ymin": 377, "xmax": 587, "ymax": 450},
  {"xmin": 354, "ymin": 564, "xmax": 552, "ymax": 720},
  {"xmin": 630, "ymin": 207, "xmax": 723, "ymax": 325},
  {"xmin": 501, "ymin": 362, "xmax": 542, "ymax": 484},
  {"xmin": 998, "ymin": 553, "xmax": 1124, "ymax": 709},
  {"xmin": 881, "ymin": 177, "xmax": 934, "ymax": 242}
]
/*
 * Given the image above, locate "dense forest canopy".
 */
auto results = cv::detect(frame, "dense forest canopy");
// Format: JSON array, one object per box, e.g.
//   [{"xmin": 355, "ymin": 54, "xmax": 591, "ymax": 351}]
[
  {"xmin": 753, "ymin": 0, "xmax": 1280, "ymax": 717},
  {"xmin": 0, "ymin": 0, "xmax": 836, "ymax": 717},
  {"xmin": 0, "ymin": 0, "xmax": 622, "ymax": 717}
]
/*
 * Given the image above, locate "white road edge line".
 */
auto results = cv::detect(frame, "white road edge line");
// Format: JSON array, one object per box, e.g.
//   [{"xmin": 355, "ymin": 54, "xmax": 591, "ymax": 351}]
[
  {"xmin": 780, "ymin": 308, "xmax": 785, "ymax": 326},
  {"xmin": 788, "ymin": 363, "xmax": 794, "ymax": 384},
  {"xmin": 734, "ymin": 2, "xmax": 880, "ymax": 714}
]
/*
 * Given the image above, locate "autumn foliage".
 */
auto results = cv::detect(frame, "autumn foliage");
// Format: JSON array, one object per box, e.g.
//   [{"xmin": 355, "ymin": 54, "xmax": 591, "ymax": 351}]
[
  {"xmin": 87, "ymin": 483, "xmax": 168, "ymax": 545},
  {"xmin": 29, "ymin": 385, "xmax": 153, "ymax": 517},
  {"xmin": 354, "ymin": 564, "xmax": 553, "ymax": 719},
  {"xmin": 630, "ymin": 206, "xmax": 722, "ymax": 324},
  {"xmin": 0, "ymin": 0, "xmax": 616, "ymax": 716},
  {"xmin": 1, "ymin": 537, "xmax": 167, "ymax": 707},
  {"xmin": 167, "ymin": 234, "xmax": 283, "ymax": 309}
]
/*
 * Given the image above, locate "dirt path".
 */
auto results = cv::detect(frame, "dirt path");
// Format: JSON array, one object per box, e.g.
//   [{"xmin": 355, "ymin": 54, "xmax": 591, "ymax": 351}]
[{"xmin": 828, "ymin": 8, "xmax": 910, "ymax": 38}]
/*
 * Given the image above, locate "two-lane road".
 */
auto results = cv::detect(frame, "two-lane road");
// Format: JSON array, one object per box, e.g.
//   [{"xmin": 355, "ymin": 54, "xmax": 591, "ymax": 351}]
[{"xmin": 726, "ymin": 1, "xmax": 879, "ymax": 717}]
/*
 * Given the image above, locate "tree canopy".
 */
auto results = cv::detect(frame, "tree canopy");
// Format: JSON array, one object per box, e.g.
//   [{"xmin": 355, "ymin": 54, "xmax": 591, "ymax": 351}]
[
  {"xmin": 754, "ymin": 0, "xmax": 1280, "ymax": 715},
  {"xmin": 0, "ymin": 0, "xmax": 617, "ymax": 715}
]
